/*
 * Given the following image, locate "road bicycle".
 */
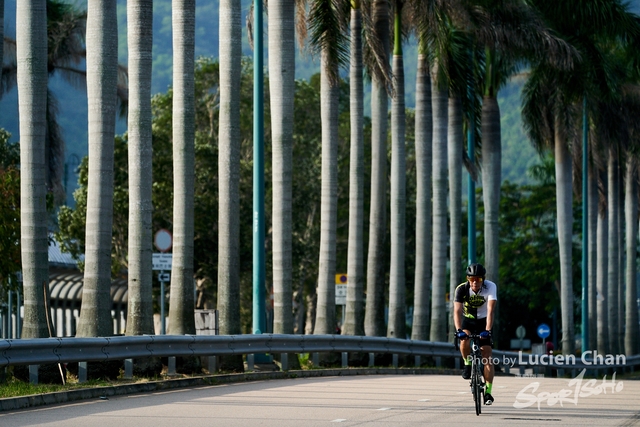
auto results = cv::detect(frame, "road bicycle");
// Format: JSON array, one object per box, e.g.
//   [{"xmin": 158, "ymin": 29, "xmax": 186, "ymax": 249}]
[
  {"xmin": 456, "ymin": 333, "xmax": 485, "ymax": 415},
  {"xmin": 468, "ymin": 334, "xmax": 486, "ymax": 415}
]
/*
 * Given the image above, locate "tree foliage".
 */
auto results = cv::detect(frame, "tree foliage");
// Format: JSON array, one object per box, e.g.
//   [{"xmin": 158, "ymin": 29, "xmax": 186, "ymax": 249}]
[{"xmin": 0, "ymin": 129, "xmax": 21, "ymax": 290}]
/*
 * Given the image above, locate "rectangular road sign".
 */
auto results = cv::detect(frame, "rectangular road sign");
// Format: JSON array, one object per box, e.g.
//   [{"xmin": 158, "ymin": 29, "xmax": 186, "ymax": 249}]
[
  {"xmin": 153, "ymin": 253, "xmax": 173, "ymax": 271},
  {"xmin": 335, "ymin": 284, "xmax": 347, "ymax": 305},
  {"xmin": 158, "ymin": 273, "xmax": 170, "ymax": 282}
]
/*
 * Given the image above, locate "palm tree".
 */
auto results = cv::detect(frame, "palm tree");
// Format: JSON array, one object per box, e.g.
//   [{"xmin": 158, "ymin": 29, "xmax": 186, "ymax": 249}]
[
  {"xmin": 309, "ymin": 0, "xmax": 348, "ymax": 335},
  {"xmin": 269, "ymin": 0, "xmax": 295, "ymax": 336},
  {"xmin": 587, "ymin": 160, "xmax": 598, "ymax": 351},
  {"xmin": 3, "ymin": 1, "xmax": 87, "ymax": 206},
  {"xmin": 218, "ymin": 0, "xmax": 242, "ymax": 337},
  {"xmin": 595, "ymin": 169, "xmax": 609, "ymax": 354},
  {"xmin": 168, "ymin": 0, "xmax": 196, "ymax": 336},
  {"xmin": 606, "ymin": 145, "xmax": 620, "ymax": 354},
  {"xmin": 364, "ymin": 0, "xmax": 391, "ymax": 337},
  {"xmin": 410, "ymin": 38, "xmax": 432, "ymax": 341},
  {"xmin": 524, "ymin": 0, "xmax": 639, "ymax": 354},
  {"xmin": 342, "ymin": 0, "xmax": 365, "ymax": 337},
  {"xmin": 624, "ymin": 156, "xmax": 639, "ymax": 354},
  {"xmin": 429, "ymin": 58, "xmax": 448, "ymax": 342},
  {"xmin": 387, "ymin": 0, "xmax": 406, "ymax": 339},
  {"xmin": 76, "ymin": 0, "xmax": 118, "ymax": 337},
  {"xmin": 522, "ymin": 62, "xmax": 579, "ymax": 354},
  {"xmin": 17, "ymin": 0, "xmax": 50, "ymax": 339},
  {"xmin": 126, "ymin": 0, "xmax": 154, "ymax": 336}
]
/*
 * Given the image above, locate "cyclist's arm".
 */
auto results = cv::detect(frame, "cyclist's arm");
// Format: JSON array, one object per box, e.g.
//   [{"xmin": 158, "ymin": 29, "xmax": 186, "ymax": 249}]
[
  {"xmin": 454, "ymin": 301, "xmax": 464, "ymax": 331},
  {"xmin": 485, "ymin": 299, "xmax": 496, "ymax": 331}
]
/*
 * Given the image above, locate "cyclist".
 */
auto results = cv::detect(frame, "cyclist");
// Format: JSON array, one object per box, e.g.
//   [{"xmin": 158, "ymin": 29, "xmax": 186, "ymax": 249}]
[{"xmin": 454, "ymin": 263, "xmax": 497, "ymax": 405}]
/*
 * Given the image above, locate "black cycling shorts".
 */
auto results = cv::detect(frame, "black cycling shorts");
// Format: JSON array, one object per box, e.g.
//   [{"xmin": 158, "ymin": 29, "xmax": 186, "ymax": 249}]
[{"xmin": 462, "ymin": 317, "xmax": 493, "ymax": 348}]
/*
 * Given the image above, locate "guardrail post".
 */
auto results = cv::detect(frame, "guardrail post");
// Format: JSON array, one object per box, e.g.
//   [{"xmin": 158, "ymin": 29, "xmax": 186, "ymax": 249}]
[
  {"xmin": 281, "ymin": 353, "xmax": 288, "ymax": 371},
  {"xmin": 557, "ymin": 368, "xmax": 564, "ymax": 377},
  {"xmin": 435, "ymin": 357, "xmax": 441, "ymax": 367},
  {"xmin": 392, "ymin": 354, "xmax": 398, "ymax": 368},
  {"xmin": 124, "ymin": 359, "xmax": 133, "ymax": 379},
  {"xmin": 454, "ymin": 357, "xmax": 460, "ymax": 370},
  {"xmin": 368, "ymin": 353, "xmax": 374, "ymax": 367},
  {"xmin": 28, "ymin": 365, "xmax": 38, "ymax": 384},
  {"xmin": 208, "ymin": 356, "xmax": 216, "ymax": 374},
  {"xmin": 247, "ymin": 354, "xmax": 254, "ymax": 371},
  {"xmin": 342, "ymin": 352, "xmax": 348, "ymax": 368},
  {"xmin": 168, "ymin": 357, "xmax": 176, "ymax": 375},
  {"xmin": 414, "ymin": 355, "xmax": 420, "ymax": 367},
  {"xmin": 312, "ymin": 352, "xmax": 319, "ymax": 366},
  {"xmin": 78, "ymin": 362, "xmax": 87, "ymax": 383}
]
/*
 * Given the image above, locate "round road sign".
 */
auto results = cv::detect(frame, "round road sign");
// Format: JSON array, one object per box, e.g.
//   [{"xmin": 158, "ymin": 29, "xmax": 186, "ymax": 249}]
[
  {"xmin": 537, "ymin": 323, "xmax": 551, "ymax": 339},
  {"xmin": 154, "ymin": 229, "xmax": 173, "ymax": 252}
]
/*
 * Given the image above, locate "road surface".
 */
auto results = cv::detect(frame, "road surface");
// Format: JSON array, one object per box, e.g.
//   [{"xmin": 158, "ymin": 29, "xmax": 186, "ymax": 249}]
[{"xmin": 1, "ymin": 373, "xmax": 638, "ymax": 426}]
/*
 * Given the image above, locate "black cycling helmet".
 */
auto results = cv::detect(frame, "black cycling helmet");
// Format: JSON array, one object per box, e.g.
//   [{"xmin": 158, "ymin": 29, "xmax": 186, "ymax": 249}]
[{"xmin": 466, "ymin": 263, "xmax": 486, "ymax": 278}]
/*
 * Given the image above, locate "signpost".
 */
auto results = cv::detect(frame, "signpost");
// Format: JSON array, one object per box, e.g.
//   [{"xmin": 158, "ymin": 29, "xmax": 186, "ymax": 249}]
[
  {"xmin": 537, "ymin": 323, "xmax": 551, "ymax": 347},
  {"xmin": 335, "ymin": 274, "xmax": 347, "ymax": 330},
  {"xmin": 153, "ymin": 230, "xmax": 173, "ymax": 334}
]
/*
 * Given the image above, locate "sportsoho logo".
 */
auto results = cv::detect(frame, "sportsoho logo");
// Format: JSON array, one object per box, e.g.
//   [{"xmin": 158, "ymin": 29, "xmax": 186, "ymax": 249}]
[{"xmin": 512, "ymin": 352, "xmax": 626, "ymax": 410}]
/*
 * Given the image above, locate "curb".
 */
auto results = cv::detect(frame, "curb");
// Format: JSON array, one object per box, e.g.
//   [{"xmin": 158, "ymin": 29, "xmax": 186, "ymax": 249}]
[{"xmin": 0, "ymin": 367, "xmax": 458, "ymax": 412}]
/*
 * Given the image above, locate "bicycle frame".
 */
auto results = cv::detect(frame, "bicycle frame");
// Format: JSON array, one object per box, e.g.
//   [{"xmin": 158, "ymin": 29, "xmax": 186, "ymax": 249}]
[{"xmin": 469, "ymin": 334, "xmax": 485, "ymax": 415}]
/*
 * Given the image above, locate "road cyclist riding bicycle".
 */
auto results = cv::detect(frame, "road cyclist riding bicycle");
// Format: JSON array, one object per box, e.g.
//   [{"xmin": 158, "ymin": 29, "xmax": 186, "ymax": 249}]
[{"xmin": 454, "ymin": 263, "xmax": 497, "ymax": 406}]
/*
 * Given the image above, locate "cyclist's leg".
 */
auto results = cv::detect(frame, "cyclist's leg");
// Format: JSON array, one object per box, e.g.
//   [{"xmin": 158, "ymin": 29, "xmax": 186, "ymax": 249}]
[
  {"xmin": 480, "ymin": 345, "xmax": 494, "ymax": 383},
  {"xmin": 460, "ymin": 330, "xmax": 471, "ymax": 360},
  {"xmin": 460, "ymin": 318, "xmax": 476, "ymax": 362}
]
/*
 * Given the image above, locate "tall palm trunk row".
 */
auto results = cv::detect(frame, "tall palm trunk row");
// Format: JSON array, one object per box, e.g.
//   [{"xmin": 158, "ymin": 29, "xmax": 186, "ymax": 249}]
[{"xmin": 16, "ymin": 0, "xmax": 640, "ymax": 358}]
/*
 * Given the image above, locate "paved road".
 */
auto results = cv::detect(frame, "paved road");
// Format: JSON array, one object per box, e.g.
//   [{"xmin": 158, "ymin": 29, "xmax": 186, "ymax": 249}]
[{"xmin": 1, "ymin": 373, "xmax": 639, "ymax": 426}]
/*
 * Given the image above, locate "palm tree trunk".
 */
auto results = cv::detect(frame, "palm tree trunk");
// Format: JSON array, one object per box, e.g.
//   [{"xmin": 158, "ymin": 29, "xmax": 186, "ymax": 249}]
[
  {"xmin": 314, "ymin": 49, "xmax": 339, "ymax": 335},
  {"xmin": 587, "ymin": 165, "xmax": 598, "ymax": 350},
  {"xmin": 343, "ymin": 4, "xmax": 365, "ymax": 336},
  {"xmin": 624, "ymin": 157, "xmax": 639, "ymax": 354},
  {"xmin": 126, "ymin": 0, "xmax": 154, "ymax": 336},
  {"xmin": 218, "ymin": 0, "xmax": 242, "ymax": 335},
  {"xmin": 430, "ymin": 65, "xmax": 448, "ymax": 343},
  {"xmin": 168, "ymin": 0, "xmax": 196, "ymax": 335},
  {"xmin": 411, "ymin": 52, "xmax": 432, "ymax": 341},
  {"xmin": 388, "ymin": 47, "xmax": 406, "ymax": 339},
  {"xmin": 447, "ymin": 96, "xmax": 462, "ymax": 337},
  {"xmin": 268, "ymin": 0, "xmax": 295, "ymax": 335},
  {"xmin": 596, "ymin": 182, "xmax": 609, "ymax": 355},
  {"xmin": 481, "ymin": 97, "xmax": 501, "ymax": 283},
  {"xmin": 17, "ymin": 0, "xmax": 49, "ymax": 338},
  {"xmin": 77, "ymin": 0, "xmax": 118, "ymax": 337},
  {"xmin": 554, "ymin": 125, "xmax": 574, "ymax": 354},
  {"xmin": 617, "ymin": 183, "xmax": 624, "ymax": 353},
  {"xmin": 606, "ymin": 150, "xmax": 620, "ymax": 354},
  {"xmin": 365, "ymin": 0, "xmax": 390, "ymax": 338}
]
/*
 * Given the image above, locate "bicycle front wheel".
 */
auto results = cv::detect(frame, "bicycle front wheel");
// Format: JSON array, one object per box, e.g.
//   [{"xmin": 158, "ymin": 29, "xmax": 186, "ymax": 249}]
[{"xmin": 473, "ymin": 361, "xmax": 482, "ymax": 415}]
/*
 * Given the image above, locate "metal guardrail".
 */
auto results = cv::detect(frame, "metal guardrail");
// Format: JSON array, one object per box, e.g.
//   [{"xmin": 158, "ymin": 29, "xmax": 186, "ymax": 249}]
[
  {"xmin": 0, "ymin": 334, "xmax": 458, "ymax": 367},
  {"xmin": 1, "ymin": 334, "xmax": 637, "ymax": 377}
]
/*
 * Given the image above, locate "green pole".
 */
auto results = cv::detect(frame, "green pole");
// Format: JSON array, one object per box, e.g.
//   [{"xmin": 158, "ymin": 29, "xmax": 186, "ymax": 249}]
[
  {"xmin": 253, "ymin": 0, "xmax": 266, "ymax": 336},
  {"xmin": 581, "ymin": 96, "xmax": 589, "ymax": 353}
]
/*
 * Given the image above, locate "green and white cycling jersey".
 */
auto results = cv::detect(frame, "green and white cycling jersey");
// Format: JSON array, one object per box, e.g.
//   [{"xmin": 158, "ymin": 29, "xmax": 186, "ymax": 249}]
[{"xmin": 454, "ymin": 280, "xmax": 497, "ymax": 320}]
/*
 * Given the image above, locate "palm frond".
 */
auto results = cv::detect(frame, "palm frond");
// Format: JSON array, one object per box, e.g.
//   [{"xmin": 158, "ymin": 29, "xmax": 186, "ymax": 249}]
[
  {"xmin": 308, "ymin": 0, "xmax": 350, "ymax": 84},
  {"xmin": 361, "ymin": 0, "xmax": 393, "ymax": 93}
]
